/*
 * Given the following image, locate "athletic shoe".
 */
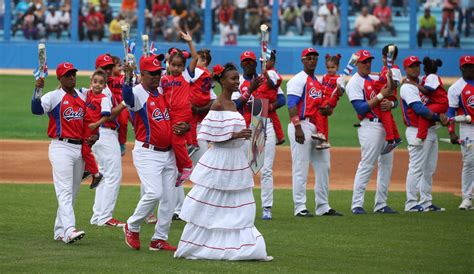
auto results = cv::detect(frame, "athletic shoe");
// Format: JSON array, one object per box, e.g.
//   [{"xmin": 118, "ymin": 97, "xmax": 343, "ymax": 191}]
[
  {"xmin": 425, "ymin": 204, "xmax": 445, "ymax": 212},
  {"xmin": 316, "ymin": 141, "xmax": 331, "ymax": 150},
  {"xmin": 89, "ymin": 173, "xmax": 103, "ymax": 189},
  {"xmin": 375, "ymin": 206, "xmax": 398, "ymax": 214},
  {"xmin": 123, "ymin": 224, "xmax": 140, "ymax": 250},
  {"xmin": 276, "ymin": 139, "xmax": 285, "ymax": 145},
  {"xmin": 145, "ymin": 214, "xmax": 157, "ymax": 224},
  {"xmin": 381, "ymin": 140, "xmax": 402, "ymax": 155},
  {"xmin": 407, "ymin": 205, "xmax": 424, "ymax": 212},
  {"xmin": 262, "ymin": 207, "xmax": 272, "ymax": 220},
  {"xmin": 322, "ymin": 208, "xmax": 343, "ymax": 216},
  {"xmin": 295, "ymin": 209, "xmax": 314, "ymax": 217},
  {"xmin": 172, "ymin": 213, "xmax": 182, "ymax": 221},
  {"xmin": 81, "ymin": 171, "xmax": 91, "ymax": 181},
  {"xmin": 459, "ymin": 198, "xmax": 472, "ymax": 210},
  {"xmin": 54, "ymin": 235, "xmax": 64, "ymax": 241},
  {"xmin": 180, "ymin": 168, "xmax": 193, "ymax": 181},
  {"xmin": 65, "ymin": 230, "xmax": 85, "ymax": 244},
  {"xmin": 149, "ymin": 239, "xmax": 177, "ymax": 251},
  {"xmin": 105, "ymin": 218, "xmax": 126, "ymax": 227},
  {"xmin": 351, "ymin": 207, "xmax": 367, "ymax": 214},
  {"xmin": 260, "ymin": 256, "xmax": 274, "ymax": 262},
  {"xmin": 187, "ymin": 145, "xmax": 200, "ymax": 158}
]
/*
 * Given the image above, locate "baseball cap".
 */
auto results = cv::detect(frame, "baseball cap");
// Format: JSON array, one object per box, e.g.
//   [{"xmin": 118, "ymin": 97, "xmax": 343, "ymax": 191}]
[
  {"xmin": 240, "ymin": 51, "xmax": 257, "ymax": 62},
  {"xmin": 95, "ymin": 54, "xmax": 114, "ymax": 68},
  {"xmin": 56, "ymin": 62, "xmax": 78, "ymax": 79},
  {"xmin": 403, "ymin": 56, "xmax": 421, "ymax": 67},
  {"xmin": 140, "ymin": 54, "xmax": 165, "ymax": 72},
  {"xmin": 301, "ymin": 48, "xmax": 319, "ymax": 58},
  {"xmin": 355, "ymin": 50, "xmax": 374, "ymax": 62},
  {"xmin": 460, "ymin": 55, "xmax": 474, "ymax": 67}
]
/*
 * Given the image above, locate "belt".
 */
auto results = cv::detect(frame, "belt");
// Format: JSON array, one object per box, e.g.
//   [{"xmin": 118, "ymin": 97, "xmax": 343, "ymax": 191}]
[
  {"xmin": 368, "ymin": 118, "xmax": 381, "ymax": 123},
  {"xmin": 142, "ymin": 143, "xmax": 171, "ymax": 152},
  {"xmin": 58, "ymin": 138, "xmax": 83, "ymax": 145}
]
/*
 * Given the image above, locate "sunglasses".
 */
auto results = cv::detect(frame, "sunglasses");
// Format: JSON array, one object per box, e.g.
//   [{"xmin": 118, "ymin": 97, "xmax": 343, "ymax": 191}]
[{"xmin": 146, "ymin": 70, "xmax": 162, "ymax": 76}]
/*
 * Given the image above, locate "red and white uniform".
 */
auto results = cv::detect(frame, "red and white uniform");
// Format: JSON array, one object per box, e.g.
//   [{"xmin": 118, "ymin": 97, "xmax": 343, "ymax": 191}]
[
  {"xmin": 187, "ymin": 67, "xmax": 213, "ymax": 146},
  {"xmin": 448, "ymin": 78, "xmax": 474, "ymax": 202},
  {"xmin": 36, "ymin": 87, "xmax": 86, "ymax": 242},
  {"xmin": 346, "ymin": 72, "xmax": 394, "ymax": 212},
  {"xmin": 319, "ymin": 74, "xmax": 342, "ymax": 140},
  {"xmin": 124, "ymin": 83, "xmax": 177, "ymax": 241},
  {"xmin": 108, "ymin": 75, "xmax": 129, "ymax": 145},
  {"xmin": 287, "ymin": 71, "xmax": 334, "ymax": 216}
]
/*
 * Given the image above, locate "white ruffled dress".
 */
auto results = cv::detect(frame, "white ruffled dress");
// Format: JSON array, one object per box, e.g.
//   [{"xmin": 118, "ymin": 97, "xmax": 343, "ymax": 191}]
[{"xmin": 174, "ymin": 110, "xmax": 268, "ymax": 261}]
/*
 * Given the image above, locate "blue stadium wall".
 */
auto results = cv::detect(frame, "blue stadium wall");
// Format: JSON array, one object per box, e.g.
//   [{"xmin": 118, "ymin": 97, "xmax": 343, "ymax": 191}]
[{"xmin": 0, "ymin": 41, "xmax": 470, "ymax": 76}]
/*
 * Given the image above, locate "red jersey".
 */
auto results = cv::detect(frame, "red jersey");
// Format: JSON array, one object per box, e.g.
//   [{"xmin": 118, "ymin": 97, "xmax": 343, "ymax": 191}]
[
  {"xmin": 448, "ymin": 78, "xmax": 474, "ymax": 117},
  {"xmin": 161, "ymin": 69, "xmax": 194, "ymax": 124},
  {"xmin": 421, "ymin": 74, "xmax": 449, "ymax": 105},
  {"xmin": 84, "ymin": 90, "xmax": 112, "ymax": 135},
  {"xmin": 38, "ymin": 88, "xmax": 86, "ymax": 139},
  {"xmin": 232, "ymin": 74, "xmax": 255, "ymax": 126},
  {"xmin": 126, "ymin": 84, "xmax": 172, "ymax": 148},
  {"xmin": 253, "ymin": 69, "xmax": 282, "ymax": 103},
  {"xmin": 190, "ymin": 66, "xmax": 213, "ymax": 107},
  {"xmin": 374, "ymin": 65, "xmax": 402, "ymax": 101},
  {"xmin": 108, "ymin": 75, "xmax": 124, "ymax": 102},
  {"xmin": 320, "ymin": 74, "xmax": 341, "ymax": 108},
  {"xmin": 287, "ymin": 71, "xmax": 324, "ymax": 120},
  {"xmin": 346, "ymin": 73, "xmax": 382, "ymax": 120}
]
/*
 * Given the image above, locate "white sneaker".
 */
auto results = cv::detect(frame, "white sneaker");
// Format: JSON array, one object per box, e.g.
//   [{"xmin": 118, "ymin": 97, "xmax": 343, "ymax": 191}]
[
  {"xmin": 65, "ymin": 230, "xmax": 85, "ymax": 244},
  {"xmin": 459, "ymin": 198, "xmax": 472, "ymax": 210},
  {"xmin": 260, "ymin": 256, "xmax": 274, "ymax": 262}
]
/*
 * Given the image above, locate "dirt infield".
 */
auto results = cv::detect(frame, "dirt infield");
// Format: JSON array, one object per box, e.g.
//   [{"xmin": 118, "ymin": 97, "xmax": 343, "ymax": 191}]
[{"xmin": 0, "ymin": 140, "xmax": 462, "ymax": 194}]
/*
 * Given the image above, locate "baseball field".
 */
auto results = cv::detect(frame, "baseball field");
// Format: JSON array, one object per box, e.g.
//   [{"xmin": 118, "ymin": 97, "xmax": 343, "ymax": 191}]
[{"xmin": 0, "ymin": 75, "xmax": 472, "ymax": 272}]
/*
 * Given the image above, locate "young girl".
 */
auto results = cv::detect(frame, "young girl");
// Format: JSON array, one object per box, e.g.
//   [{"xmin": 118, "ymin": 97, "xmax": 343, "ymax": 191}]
[
  {"xmin": 160, "ymin": 32, "xmax": 198, "ymax": 185},
  {"xmin": 174, "ymin": 63, "xmax": 272, "ymax": 261},
  {"xmin": 410, "ymin": 57, "xmax": 448, "ymax": 145},
  {"xmin": 82, "ymin": 69, "xmax": 111, "ymax": 188},
  {"xmin": 314, "ymin": 54, "xmax": 344, "ymax": 149}
]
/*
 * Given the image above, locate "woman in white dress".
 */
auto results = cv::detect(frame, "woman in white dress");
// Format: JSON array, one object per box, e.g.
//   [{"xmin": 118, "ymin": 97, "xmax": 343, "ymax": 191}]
[{"xmin": 174, "ymin": 63, "xmax": 272, "ymax": 261}]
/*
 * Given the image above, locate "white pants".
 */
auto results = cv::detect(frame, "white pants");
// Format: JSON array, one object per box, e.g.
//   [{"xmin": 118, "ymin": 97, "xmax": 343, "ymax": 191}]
[
  {"xmin": 128, "ymin": 141, "xmax": 177, "ymax": 240},
  {"xmin": 260, "ymin": 119, "xmax": 276, "ymax": 208},
  {"xmin": 405, "ymin": 126, "xmax": 438, "ymax": 211},
  {"xmin": 289, "ymin": 120, "xmax": 332, "ymax": 216},
  {"xmin": 460, "ymin": 124, "xmax": 473, "ymax": 200},
  {"xmin": 49, "ymin": 140, "xmax": 84, "ymax": 242},
  {"xmin": 174, "ymin": 123, "xmax": 209, "ymax": 215},
  {"xmin": 323, "ymin": 32, "xmax": 337, "ymax": 47},
  {"xmin": 91, "ymin": 128, "xmax": 122, "ymax": 225},
  {"xmin": 352, "ymin": 119, "xmax": 394, "ymax": 212}
]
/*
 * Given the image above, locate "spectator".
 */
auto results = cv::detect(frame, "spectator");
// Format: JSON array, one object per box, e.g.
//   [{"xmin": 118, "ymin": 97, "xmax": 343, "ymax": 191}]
[
  {"xmin": 152, "ymin": 0, "xmax": 170, "ymax": 40},
  {"xmin": 78, "ymin": 9, "xmax": 85, "ymax": 40},
  {"xmin": 373, "ymin": 0, "xmax": 396, "ymax": 36},
  {"xmin": 257, "ymin": 0, "xmax": 272, "ymax": 29},
  {"xmin": 180, "ymin": 9, "xmax": 202, "ymax": 43},
  {"xmin": 281, "ymin": 4, "xmax": 302, "ymax": 35},
  {"xmin": 170, "ymin": 0, "xmax": 187, "ymax": 40},
  {"xmin": 121, "ymin": 0, "xmax": 136, "ymax": 26},
  {"xmin": 234, "ymin": 0, "xmax": 248, "ymax": 34},
  {"xmin": 350, "ymin": 6, "xmax": 380, "ymax": 46},
  {"xmin": 440, "ymin": 0, "xmax": 458, "ymax": 37},
  {"xmin": 45, "ymin": 6, "xmax": 61, "ymax": 39},
  {"xmin": 22, "ymin": 7, "xmax": 39, "ymax": 40},
  {"xmin": 457, "ymin": 0, "xmax": 473, "ymax": 37},
  {"xmin": 221, "ymin": 22, "xmax": 238, "ymax": 45},
  {"xmin": 99, "ymin": 0, "xmax": 113, "ymax": 24},
  {"xmin": 300, "ymin": 0, "xmax": 317, "ymax": 35},
  {"xmin": 12, "ymin": 0, "xmax": 30, "ymax": 37},
  {"xmin": 444, "ymin": 20, "xmax": 460, "ymax": 47},
  {"xmin": 59, "ymin": 8, "xmax": 70, "ymax": 37},
  {"xmin": 247, "ymin": 0, "xmax": 260, "ymax": 34},
  {"xmin": 323, "ymin": 2, "xmax": 340, "ymax": 46},
  {"xmin": 63, "ymin": 0, "xmax": 71, "ymax": 12},
  {"xmin": 109, "ymin": 14, "xmax": 123, "ymax": 41},
  {"xmin": 217, "ymin": 0, "xmax": 235, "ymax": 32},
  {"xmin": 313, "ymin": 12, "xmax": 326, "ymax": 45},
  {"xmin": 85, "ymin": 6, "xmax": 104, "ymax": 41},
  {"xmin": 417, "ymin": 7, "xmax": 438, "ymax": 48}
]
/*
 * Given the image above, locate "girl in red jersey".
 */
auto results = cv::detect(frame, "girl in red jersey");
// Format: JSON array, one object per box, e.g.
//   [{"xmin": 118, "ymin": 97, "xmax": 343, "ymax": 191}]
[
  {"xmin": 82, "ymin": 70, "xmax": 111, "ymax": 189},
  {"xmin": 161, "ymin": 32, "xmax": 198, "ymax": 185},
  {"xmin": 315, "ymin": 54, "xmax": 344, "ymax": 149},
  {"xmin": 406, "ymin": 57, "xmax": 449, "ymax": 145},
  {"xmin": 109, "ymin": 55, "xmax": 129, "ymax": 156}
]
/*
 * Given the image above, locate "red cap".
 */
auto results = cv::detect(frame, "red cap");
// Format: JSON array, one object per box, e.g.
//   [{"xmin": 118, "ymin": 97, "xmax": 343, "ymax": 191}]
[
  {"xmin": 301, "ymin": 48, "xmax": 319, "ymax": 58},
  {"xmin": 460, "ymin": 55, "xmax": 474, "ymax": 67},
  {"xmin": 240, "ymin": 51, "xmax": 257, "ymax": 62},
  {"xmin": 95, "ymin": 54, "xmax": 114, "ymax": 68},
  {"xmin": 56, "ymin": 62, "xmax": 78, "ymax": 79},
  {"xmin": 403, "ymin": 55, "xmax": 421, "ymax": 67},
  {"xmin": 355, "ymin": 50, "xmax": 374, "ymax": 62},
  {"xmin": 140, "ymin": 55, "xmax": 165, "ymax": 72}
]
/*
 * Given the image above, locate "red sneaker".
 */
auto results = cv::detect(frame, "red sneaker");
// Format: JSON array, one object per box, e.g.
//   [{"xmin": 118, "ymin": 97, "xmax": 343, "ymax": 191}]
[
  {"xmin": 149, "ymin": 239, "xmax": 177, "ymax": 251},
  {"xmin": 123, "ymin": 224, "xmax": 140, "ymax": 250},
  {"xmin": 105, "ymin": 218, "xmax": 126, "ymax": 228}
]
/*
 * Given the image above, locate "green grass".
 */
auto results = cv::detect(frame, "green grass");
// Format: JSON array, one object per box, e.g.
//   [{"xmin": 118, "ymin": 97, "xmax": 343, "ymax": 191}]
[
  {"xmin": 0, "ymin": 184, "xmax": 472, "ymax": 272},
  {"xmin": 0, "ymin": 75, "xmax": 458, "ymax": 150}
]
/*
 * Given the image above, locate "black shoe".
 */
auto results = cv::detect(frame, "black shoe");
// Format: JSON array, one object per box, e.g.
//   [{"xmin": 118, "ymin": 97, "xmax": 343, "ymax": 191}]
[
  {"xmin": 82, "ymin": 171, "xmax": 91, "ymax": 181},
  {"xmin": 322, "ymin": 208, "xmax": 343, "ymax": 216},
  {"xmin": 172, "ymin": 213, "xmax": 182, "ymax": 221},
  {"xmin": 295, "ymin": 209, "xmax": 314, "ymax": 217},
  {"xmin": 89, "ymin": 173, "xmax": 103, "ymax": 189}
]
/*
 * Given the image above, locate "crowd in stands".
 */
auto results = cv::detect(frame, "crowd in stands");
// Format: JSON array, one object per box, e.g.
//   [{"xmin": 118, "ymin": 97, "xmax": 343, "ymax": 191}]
[{"xmin": 7, "ymin": 0, "xmax": 474, "ymax": 48}]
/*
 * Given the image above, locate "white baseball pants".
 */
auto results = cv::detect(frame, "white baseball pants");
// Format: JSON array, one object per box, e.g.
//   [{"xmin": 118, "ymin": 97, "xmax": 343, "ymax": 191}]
[
  {"xmin": 127, "ymin": 141, "xmax": 177, "ymax": 241},
  {"xmin": 351, "ymin": 119, "xmax": 394, "ymax": 212},
  {"xmin": 49, "ymin": 140, "xmax": 84, "ymax": 242},
  {"xmin": 460, "ymin": 124, "xmax": 473, "ymax": 200},
  {"xmin": 289, "ymin": 119, "xmax": 332, "ymax": 216},
  {"xmin": 260, "ymin": 119, "xmax": 276, "ymax": 208},
  {"xmin": 405, "ymin": 126, "xmax": 438, "ymax": 211},
  {"xmin": 91, "ymin": 128, "xmax": 122, "ymax": 225}
]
